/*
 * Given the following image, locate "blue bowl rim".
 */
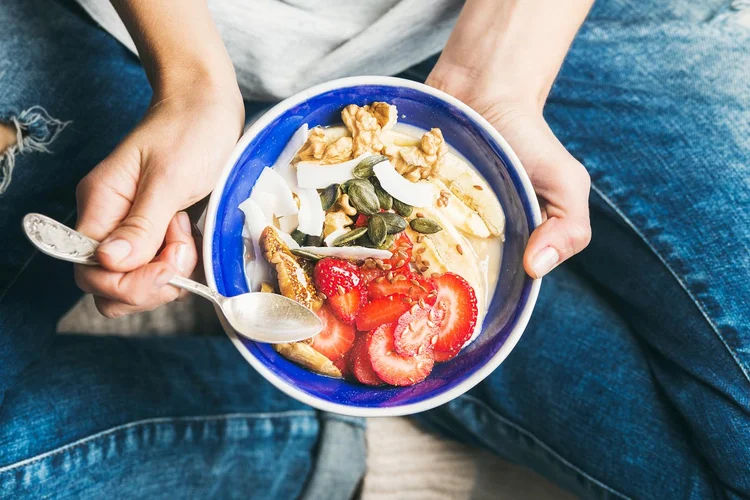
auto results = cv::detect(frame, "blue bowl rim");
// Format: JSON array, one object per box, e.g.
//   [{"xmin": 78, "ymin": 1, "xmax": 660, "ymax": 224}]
[{"xmin": 203, "ymin": 76, "xmax": 542, "ymax": 417}]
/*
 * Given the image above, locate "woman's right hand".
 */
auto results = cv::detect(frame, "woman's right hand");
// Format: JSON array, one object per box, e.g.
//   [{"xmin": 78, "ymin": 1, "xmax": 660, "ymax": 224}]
[{"xmin": 74, "ymin": 81, "xmax": 244, "ymax": 318}]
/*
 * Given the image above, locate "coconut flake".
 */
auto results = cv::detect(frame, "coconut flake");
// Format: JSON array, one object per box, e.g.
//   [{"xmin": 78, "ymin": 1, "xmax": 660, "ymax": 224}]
[
  {"xmin": 296, "ymin": 154, "xmax": 370, "ymax": 189},
  {"xmin": 252, "ymin": 167, "xmax": 298, "ymax": 217},
  {"xmin": 273, "ymin": 124, "xmax": 308, "ymax": 191},
  {"xmin": 297, "ymin": 246, "xmax": 392, "ymax": 260},
  {"xmin": 373, "ymin": 160, "xmax": 433, "ymax": 208},
  {"xmin": 324, "ymin": 228, "xmax": 350, "ymax": 247},
  {"xmin": 238, "ymin": 198, "xmax": 272, "ymax": 291},
  {"xmin": 296, "ymin": 188, "xmax": 325, "ymax": 236}
]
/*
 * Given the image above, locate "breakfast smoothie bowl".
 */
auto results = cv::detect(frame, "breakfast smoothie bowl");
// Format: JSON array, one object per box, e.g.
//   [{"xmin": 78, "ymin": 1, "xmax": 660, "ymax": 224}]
[{"xmin": 204, "ymin": 77, "xmax": 541, "ymax": 417}]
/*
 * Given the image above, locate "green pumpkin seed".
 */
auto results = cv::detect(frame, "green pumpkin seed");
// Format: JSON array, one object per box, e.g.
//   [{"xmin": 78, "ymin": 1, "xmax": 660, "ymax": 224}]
[
  {"xmin": 409, "ymin": 218, "xmax": 443, "ymax": 234},
  {"xmin": 393, "ymin": 198, "xmax": 413, "ymax": 217},
  {"xmin": 332, "ymin": 226, "xmax": 369, "ymax": 247},
  {"xmin": 291, "ymin": 229, "xmax": 307, "ymax": 246},
  {"xmin": 346, "ymin": 181, "xmax": 380, "ymax": 215},
  {"xmin": 378, "ymin": 234, "xmax": 395, "ymax": 250},
  {"xmin": 319, "ymin": 184, "xmax": 339, "ymax": 211},
  {"xmin": 355, "ymin": 234, "xmax": 377, "ymax": 248},
  {"xmin": 377, "ymin": 212, "xmax": 407, "ymax": 234},
  {"xmin": 291, "ymin": 249, "xmax": 323, "ymax": 262},
  {"xmin": 352, "ymin": 155, "xmax": 387, "ymax": 178},
  {"xmin": 371, "ymin": 180, "xmax": 393, "ymax": 210},
  {"xmin": 367, "ymin": 214, "xmax": 387, "ymax": 247},
  {"xmin": 305, "ymin": 234, "xmax": 323, "ymax": 247}
]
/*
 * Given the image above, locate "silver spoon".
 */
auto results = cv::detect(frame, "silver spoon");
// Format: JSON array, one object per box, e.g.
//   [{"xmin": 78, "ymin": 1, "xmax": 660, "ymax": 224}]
[{"xmin": 22, "ymin": 213, "xmax": 322, "ymax": 343}]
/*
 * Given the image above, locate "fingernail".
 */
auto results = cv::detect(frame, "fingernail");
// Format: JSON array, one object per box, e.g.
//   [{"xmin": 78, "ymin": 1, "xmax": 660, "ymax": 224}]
[
  {"xmin": 175, "ymin": 243, "xmax": 190, "ymax": 274},
  {"xmin": 98, "ymin": 239, "xmax": 132, "ymax": 263},
  {"xmin": 531, "ymin": 247, "xmax": 559, "ymax": 278},
  {"xmin": 178, "ymin": 212, "xmax": 192, "ymax": 235},
  {"xmin": 154, "ymin": 269, "xmax": 174, "ymax": 288}
]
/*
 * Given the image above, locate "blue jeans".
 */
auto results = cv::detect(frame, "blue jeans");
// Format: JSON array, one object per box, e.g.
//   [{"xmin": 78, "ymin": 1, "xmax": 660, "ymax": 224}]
[{"xmin": 1, "ymin": 0, "xmax": 748, "ymax": 498}]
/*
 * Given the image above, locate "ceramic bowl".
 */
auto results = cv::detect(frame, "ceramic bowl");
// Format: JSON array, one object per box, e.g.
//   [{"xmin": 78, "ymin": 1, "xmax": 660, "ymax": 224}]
[{"xmin": 203, "ymin": 76, "xmax": 542, "ymax": 417}]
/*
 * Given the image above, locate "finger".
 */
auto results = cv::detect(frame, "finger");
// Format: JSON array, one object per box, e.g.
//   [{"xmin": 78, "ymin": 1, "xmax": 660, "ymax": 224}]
[
  {"xmin": 156, "ymin": 212, "xmax": 198, "ymax": 300},
  {"xmin": 524, "ymin": 165, "xmax": 591, "ymax": 279},
  {"xmin": 75, "ymin": 260, "xmax": 179, "ymax": 307},
  {"xmin": 92, "ymin": 284, "xmax": 180, "ymax": 319},
  {"xmin": 95, "ymin": 168, "xmax": 180, "ymax": 273}
]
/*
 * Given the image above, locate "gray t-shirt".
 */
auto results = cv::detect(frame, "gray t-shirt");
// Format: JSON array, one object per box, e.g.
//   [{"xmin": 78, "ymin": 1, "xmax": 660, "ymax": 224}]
[{"xmin": 75, "ymin": 0, "xmax": 462, "ymax": 101}]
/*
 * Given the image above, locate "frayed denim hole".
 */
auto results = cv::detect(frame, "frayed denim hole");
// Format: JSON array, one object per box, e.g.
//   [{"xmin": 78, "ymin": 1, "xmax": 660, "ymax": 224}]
[{"xmin": 0, "ymin": 106, "xmax": 71, "ymax": 195}]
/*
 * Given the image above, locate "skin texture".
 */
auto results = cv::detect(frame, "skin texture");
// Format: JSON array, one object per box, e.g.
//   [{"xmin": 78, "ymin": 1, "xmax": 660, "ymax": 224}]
[{"xmin": 75, "ymin": 0, "xmax": 594, "ymax": 318}]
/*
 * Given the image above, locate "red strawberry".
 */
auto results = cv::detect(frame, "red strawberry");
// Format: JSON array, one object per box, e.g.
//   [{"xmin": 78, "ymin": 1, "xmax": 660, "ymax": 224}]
[
  {"xmin": 311, "ymin": 305, "xmax": 355, "ymax": 361},
  {"xmin": 332, "ymin": 351, "xmax": 352, "ymax": 378},
  {"xmin": 314, "ymin": 258, "xmax": 363, "ymax": 298},
  {"xmin": 433, "ymin": 349, "xmax": 458, "ymax": 362},
  {"xmin": 355, "ymin": 294, "xmax": 412, "ymax": 332},
  {"xmin": 327, "ymin": 287, "xmax": 366, "ymax": 325},
  {"xmin": 360, "ymin": 266, "xmax": 386, "ymax": 285},
  {"xmin": 430, "ymin": 273, "xmax": 478, "ymax": 358},
  {"xmin": 393, "ymin": 306, "xmax": 440, "ymax": 357},
  {"xmin": 385, "ymin": 232, "xmax": 412, "ymax": 269},
  {"xmin": 367, "ymin": 323, "xmax": 435, "ymax": 386},
  {"xmin": 354, "ymin": 214, "xmax": 369, "ymax": 227},
  {"xmin": 368, "ymin": 272, "xmax": 437, "ymax": 306},
  {"xmin": 350, "ymin": 333, "xmax": 384, "ymax": 386}
]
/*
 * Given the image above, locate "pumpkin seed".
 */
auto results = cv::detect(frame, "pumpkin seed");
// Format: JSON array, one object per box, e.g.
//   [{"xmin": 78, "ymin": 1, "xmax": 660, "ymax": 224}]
[
  {"xmin": 332, "ymin": 226, "xmax": 368, "ymax": 247},
  {"xmin": 355, "ymin": 234, "xmax": 377, "ymax": 248},
  {"xmin": 371, "ymin": 179, "xmax": 393, "ymax": 210},
  {"xmin": 319, "ymin": 184, "xmax": 339, "ymax": 211},
  {"xmin": 305, "ymin": 233, "xmax": 323, "ymax": 247},
  {"xmin": 291, "ymin": 229, "xmax": 307, "ymax": 246},
  {"xmin": 379, "ymin": 234, "xmax": 395, "ymax": 250},
  {"xmin": 409, "ymin": 218, "xmax": 443, "ymax": 234},
  {"xmin": 393, "ymin": 198, "xmax": 413, "ymax": 217},
  {"xmin": 377, "ymin": 212, "xmax": 407, "ymax": 234},
  {"xmin": 367, "ymin": 214, "xmax": 387, "ymax": 247},
  {"xmin": 291, "ymin": 249, "xmax": 323, "ymax": 262},
  {"xmin": 346, "ymin": 180, "xmax": 380, "ymax": 215},
  {"xmin": 352, "ymin": 155, "xmax": 387, "ymax": 178}
]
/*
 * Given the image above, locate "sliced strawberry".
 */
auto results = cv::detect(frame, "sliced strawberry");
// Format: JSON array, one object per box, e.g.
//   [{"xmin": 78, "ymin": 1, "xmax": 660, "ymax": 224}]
[
  {"xmin": 314, "ymin": 258, "xmax": 363, "ymax": 298},
  {"xmin": 367, "ymin": 323, "xmax": 435, "ymax": 386},
  {"xmin": 360, "ymin": 266, "xmax": 386, "ymax": 285},
  {"xmin": 393, "ymin": 306, "xmax": 440, "ymax": 356},
  {"xmin": 327, "ymin": 287, "xmax": 365, "ymax": 325},
  {"xmin": 311, "ymin": 305, "xmax": 355, "ymax": 361},
  {"xmin": 355, "ymin": 294, "xmax": 412, "ymax": 331},
  {"xmin": 433, "ymin": 349, "xmax": 459, "ymax": 362},
  {"xmin": 350, "ymin": 333, "xmax": 384, "ymax": 386},
  {"xmin": 332, "ymin": 351, "xmax": 352, "ymax": 378},
  {"xmin": 368, "ymin": 272, "xmax": 437, "ymax": 306},
  {"xmin": 385, "ymin": 232, "xmax": 412, "ymax": 270},
  {"xmin": 354, "ymin": 214, "xmax": 369, "ymax": 227},
  {"xmin": 430, "ymin": 273, "xmax": 478, "ymax": 356}
]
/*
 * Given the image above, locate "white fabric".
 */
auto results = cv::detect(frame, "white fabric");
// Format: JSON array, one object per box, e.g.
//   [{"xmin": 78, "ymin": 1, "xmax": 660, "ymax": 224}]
[{"xmin": 74, "ymin": 0, "xmax": 462, "ymax": 100}]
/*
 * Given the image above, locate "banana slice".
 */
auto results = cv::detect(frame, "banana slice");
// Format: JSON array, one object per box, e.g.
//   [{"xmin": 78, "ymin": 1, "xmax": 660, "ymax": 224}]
[
  {"xmin": 405, "ymin": 226, "xmax": 450, "ymax": 276},
  {"xmin": 436, "ymin": 154, "xmax": 506, "ymax": 238},
  {"xmin": 431, "ymin": 178, "xmax": 490, "ymax": 238}
]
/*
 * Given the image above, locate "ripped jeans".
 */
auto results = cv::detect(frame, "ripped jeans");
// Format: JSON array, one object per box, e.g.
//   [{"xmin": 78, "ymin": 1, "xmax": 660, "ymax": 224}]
[{"xmin": 1, "ymin": 0, "xmax": 749, "ymax": 498}]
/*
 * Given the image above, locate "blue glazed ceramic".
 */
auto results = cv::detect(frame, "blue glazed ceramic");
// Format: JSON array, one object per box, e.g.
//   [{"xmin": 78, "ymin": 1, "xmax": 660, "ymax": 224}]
[{"xmin": 203, "ymin": 77, "xmax": 542, "ymax": 417}]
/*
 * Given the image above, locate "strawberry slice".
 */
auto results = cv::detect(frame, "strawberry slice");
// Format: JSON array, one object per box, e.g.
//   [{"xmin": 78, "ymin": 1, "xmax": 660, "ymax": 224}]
[
  {"xmin": 367, "ymin": 323, "xmax": 435, "ymax": 386},
  {"xmin": 311, "ymin": 305, "xmax": 355, "ymax": 361},
  {"xmin": 314, "ymin": 258, "xmax": 363, "ymax": 298},
  {"xmin": 393, "ymin": 306, "xmax": 439, "ymax": 356},
  {"xmin": 386, "ymin": 232, "xmax": 412, "ymax": 270},
  {"xmin": 368, "ymin": 271, "xmax": 436, "ymax": 306},
  {"xmin": 350, "ymin": 333, "xmax": 384, "ymax": 385},
  {"xmin": 355, "ymin": 294, "xmax": 412, "ymax": 331},
  {"xmin": 360, "ymin": 266, "xmax": 386, "ymax": 285},
  {"xmin": 354, "ymin": 214, "xmax": 369, "ymax": 227},
  {"xmin": 327, "ymin": 287, "xmax": 365, "ymax": 325},
  {"xmin": 433, "ymin": 349, "xmax": 459, "ymax": 362},
  {"xmin": 332, "ymin": 351, "xmax": 352, "ymax": 378},
  {"xmin": 430, "ymin": 273, "xmax": 478, "ymax": 357}
]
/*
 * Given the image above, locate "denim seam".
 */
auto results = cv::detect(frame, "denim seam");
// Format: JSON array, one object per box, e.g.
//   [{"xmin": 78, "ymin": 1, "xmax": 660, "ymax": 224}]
[
  {"xmin": 459, "ymin": 394, "xmax": 631, "ymax": 499},
  {"xmin": 0, "ymin": 410, "xmax": 318, "ymax": 474},
  {"xmin": 0, "ymin": 209, "xmax": 77, "ymax": 302},
  {"xmin": 590, "ymin": 183, "xmax": 750, "ymax": 386}
]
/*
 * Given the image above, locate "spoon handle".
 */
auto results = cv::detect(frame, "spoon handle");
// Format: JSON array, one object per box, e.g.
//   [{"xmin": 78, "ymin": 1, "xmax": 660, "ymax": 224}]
[{"xmin": 22, "ymin": 213, "xmax": 222, "ymax": 306}]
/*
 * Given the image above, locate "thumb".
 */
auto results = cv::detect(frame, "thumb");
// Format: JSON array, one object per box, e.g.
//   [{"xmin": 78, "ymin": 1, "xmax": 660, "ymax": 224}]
[
  {"xmin": 523, "ymin": 215, "xmax": 592, "ymax": 279},
  {"xmin": 96, "ymin": 180, "xmax": 178, "ymax": 272}
]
